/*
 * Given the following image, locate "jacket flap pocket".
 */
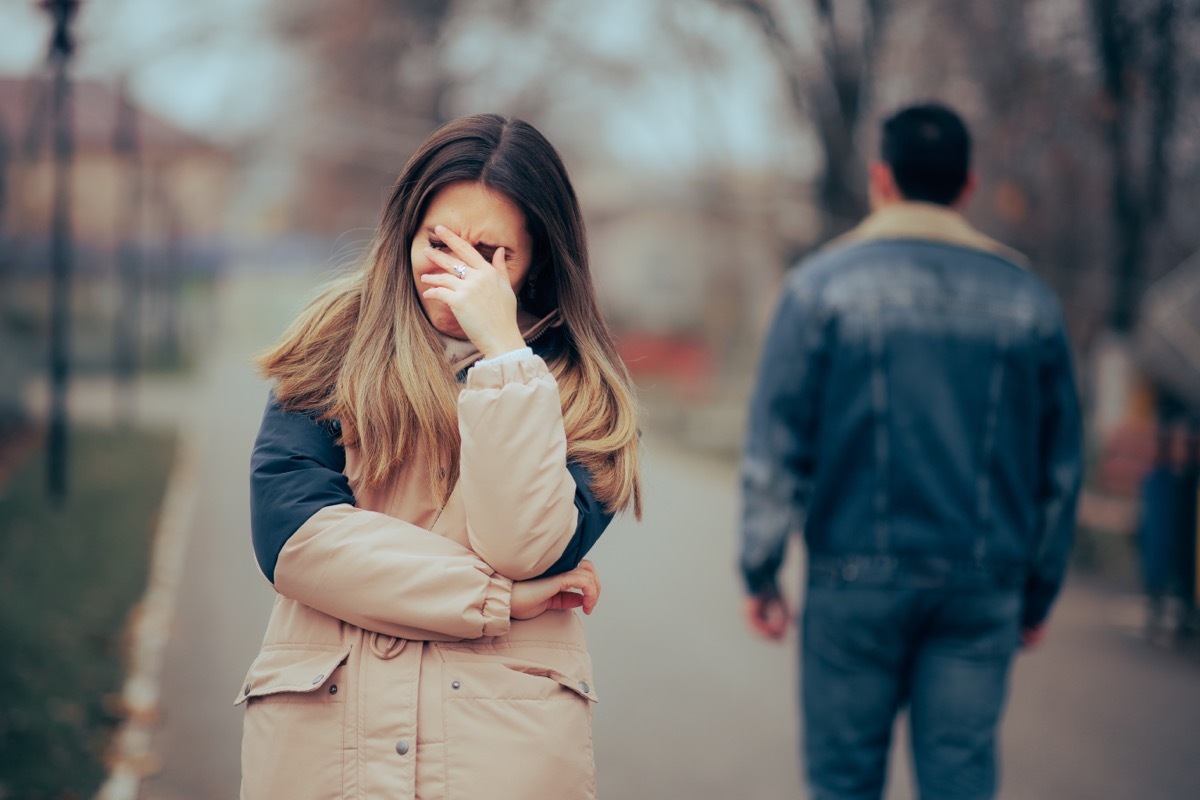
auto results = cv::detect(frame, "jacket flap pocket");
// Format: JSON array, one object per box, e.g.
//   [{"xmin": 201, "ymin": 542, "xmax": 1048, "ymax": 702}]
[
  {"xmin": 546, "ymin": 669, "xmax": 598, "ymax": 703},
  {"xmin": 234, "ymin": 644, "xmax": 351, "ymax": 706},
  {"xmin": 500, "ymin": 659, "xmax": 598, "ymax": 703},
  {"xmin": 439, "ymin": 651, "xmax": 599, "ymax": 703}
]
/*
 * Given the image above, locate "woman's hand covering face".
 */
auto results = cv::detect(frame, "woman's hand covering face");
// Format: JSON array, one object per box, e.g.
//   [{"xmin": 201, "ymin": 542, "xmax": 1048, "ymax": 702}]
[{"xmin": 411, "ymin": 181, "xmax": 535, "ymax": 357}]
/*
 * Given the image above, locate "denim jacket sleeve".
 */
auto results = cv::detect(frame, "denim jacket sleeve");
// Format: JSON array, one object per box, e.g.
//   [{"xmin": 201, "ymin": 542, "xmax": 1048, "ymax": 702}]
[
  {"xmin": 739, "ymin": 280, "xmax": 827, "ymax": 596},
  {"xmin": 1022, "ymin": 309, "xmax": 1084, "ymax": 628}
]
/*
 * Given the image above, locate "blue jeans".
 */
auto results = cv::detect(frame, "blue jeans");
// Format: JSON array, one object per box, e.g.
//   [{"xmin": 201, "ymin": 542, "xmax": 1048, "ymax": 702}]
[{"xmin": 802, "ymin": 585, "xmax": 1022, "ymax": 800}]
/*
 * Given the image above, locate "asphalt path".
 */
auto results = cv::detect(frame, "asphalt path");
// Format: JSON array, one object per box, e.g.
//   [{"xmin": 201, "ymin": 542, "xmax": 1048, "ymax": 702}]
[{"xmin": 139, "ymin": 272, "xmax": 1200, "ymax": 800}]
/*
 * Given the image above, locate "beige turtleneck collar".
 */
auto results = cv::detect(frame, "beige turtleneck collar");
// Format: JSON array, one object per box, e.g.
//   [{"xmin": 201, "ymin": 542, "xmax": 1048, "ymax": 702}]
[{"xmin": 437, "ymin": 309, "xmax": 562, "ymax": 374}]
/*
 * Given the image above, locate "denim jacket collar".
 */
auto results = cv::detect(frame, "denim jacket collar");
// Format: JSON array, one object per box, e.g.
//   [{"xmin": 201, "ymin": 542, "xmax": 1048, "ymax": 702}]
[{"xmin": 827, "ymin": 202, "xmax": 1029, "ymax": 267}]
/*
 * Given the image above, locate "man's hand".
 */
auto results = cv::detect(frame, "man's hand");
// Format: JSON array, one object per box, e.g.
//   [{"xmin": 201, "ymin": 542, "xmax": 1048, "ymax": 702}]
[
  {"xmin": 510, "ymin": 560, "xmax": 601, "ymax": 621},
  {"xmin": 1021, "ymin": 623, "xmax": 1046, "ymax": 649},
  {"xmin": 744, "ymin": 591, "xmax": 791, "ymax": 641}
]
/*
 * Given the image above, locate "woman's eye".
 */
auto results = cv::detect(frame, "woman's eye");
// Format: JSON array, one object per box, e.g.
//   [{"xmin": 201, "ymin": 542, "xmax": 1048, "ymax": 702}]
[{"xmin": 428, "ymin": 239, "xmax": 446, "ymax": 250}]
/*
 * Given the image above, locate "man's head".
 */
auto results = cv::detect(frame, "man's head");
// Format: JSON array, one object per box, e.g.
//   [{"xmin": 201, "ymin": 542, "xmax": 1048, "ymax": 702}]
[{"xmin": 870, "ymin": 103, "xmax": 973, "ymax": 209}]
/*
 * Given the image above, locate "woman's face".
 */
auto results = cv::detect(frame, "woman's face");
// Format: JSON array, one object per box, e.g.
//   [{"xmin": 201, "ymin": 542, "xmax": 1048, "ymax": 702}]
[{"xmin": 410, "ymin": 180, "xmax": 535, "ymax": 339}]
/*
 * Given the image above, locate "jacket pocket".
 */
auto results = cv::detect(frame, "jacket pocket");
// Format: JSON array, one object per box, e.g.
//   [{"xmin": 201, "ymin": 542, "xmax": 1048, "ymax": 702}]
[
  {"xmin": 237, "ymin": 644, "xmax": 352, "ymax": 800},
  {"xmin": 439, "ymin": 654, "xmax": 596, "ymax": 800}
]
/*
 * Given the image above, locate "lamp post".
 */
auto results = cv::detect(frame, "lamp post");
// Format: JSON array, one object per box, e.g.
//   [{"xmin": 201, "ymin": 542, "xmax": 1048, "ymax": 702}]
[
  {"xmin": 41, "ymin": 0, "xmax": 81, "ymax": 500},
  {"xmin": 112, "ymin": 81, "xmax": 142, "ymax": 426}
]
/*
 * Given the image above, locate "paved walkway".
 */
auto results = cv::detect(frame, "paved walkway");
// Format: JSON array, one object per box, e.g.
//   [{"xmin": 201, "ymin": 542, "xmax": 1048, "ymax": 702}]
[
  {"xmin": 590, "ymin": 441, "xmax": 1200, "ymax": 800},
  {"xmin": 138, "ymin": 272, "xmax": 319, "ymax": 800},
  {"xmin": 137, "ymin": 271, "xmax": 1200, "ymax": 799}
]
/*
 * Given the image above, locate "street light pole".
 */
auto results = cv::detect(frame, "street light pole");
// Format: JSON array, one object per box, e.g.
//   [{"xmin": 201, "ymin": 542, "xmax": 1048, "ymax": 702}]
[
  {"xmin": 41, "ymin": 0, "xmax": 81, "ymax": 500},
  {"xmin": 112, "ymin": 81, "xmax": 142, "ymax": 427}
]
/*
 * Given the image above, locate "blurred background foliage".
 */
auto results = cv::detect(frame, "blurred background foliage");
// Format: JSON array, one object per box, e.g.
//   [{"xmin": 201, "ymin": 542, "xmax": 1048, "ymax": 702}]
[
  {"xmin": 3, "ymin": 0, "xmax": 1199, "ymax": 401},
  {"xmin": 2, "ymin": 1, "xmax": 1200, "ymax": 793},
  {"xmin": 0, "ymin": 0, "xmax": 1197, "ymax": 580},
  {"xmin": 0, "ymin": 0, "xmax": 1197, "ymax": 589}
]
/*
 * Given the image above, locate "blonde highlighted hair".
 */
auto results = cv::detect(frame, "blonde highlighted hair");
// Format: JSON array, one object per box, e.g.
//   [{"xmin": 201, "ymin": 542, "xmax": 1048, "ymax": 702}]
[{"xmin": 259, "ymin": 114, "xmax": 641, "ymax": 518}]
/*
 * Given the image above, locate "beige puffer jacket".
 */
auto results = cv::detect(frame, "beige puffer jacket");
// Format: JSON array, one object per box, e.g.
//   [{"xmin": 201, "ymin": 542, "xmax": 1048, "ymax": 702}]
[{"xmin": 236, "ymin": 344, "xmax": 600, "ymax": 799}]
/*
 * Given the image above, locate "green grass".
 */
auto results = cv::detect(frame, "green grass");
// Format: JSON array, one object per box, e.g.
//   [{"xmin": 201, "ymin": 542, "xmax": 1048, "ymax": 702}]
[{"xmin": 0, "ymin": 428, "xmax": 175, "ymax": 799}]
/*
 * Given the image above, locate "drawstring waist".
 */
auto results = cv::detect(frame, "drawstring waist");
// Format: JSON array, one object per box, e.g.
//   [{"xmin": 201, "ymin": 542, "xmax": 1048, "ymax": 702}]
[{"xmin": 370, "ymin": 632, "xmax": 407, "ymax": 660}]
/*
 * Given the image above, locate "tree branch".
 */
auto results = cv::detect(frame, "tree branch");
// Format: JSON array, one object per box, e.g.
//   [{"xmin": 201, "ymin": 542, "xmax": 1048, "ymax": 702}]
[{"xmin": 1145, "ymin": 0, "xmax": 1179, "ymax": 222}]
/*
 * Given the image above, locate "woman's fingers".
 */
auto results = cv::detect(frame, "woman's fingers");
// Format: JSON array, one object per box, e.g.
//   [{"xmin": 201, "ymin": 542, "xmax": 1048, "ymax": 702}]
[
  {"xmin": 433, "ymin": 225, "xmax": 492, "ymax": 272},
  {"xmin": 419, "ymin": 285, "xmax": 455, "ymax": 306},
  {"xmin": 560, "ymin": 564, "xmax": 600, "ymax": 615},
  {"xmin": 491, "ymin": 246, "xmax": 508, "ymax": 277},
  {"xmin": 575, "ymin": 560, "xmax": 601, "ymax": 603},
  {"xmin": 423, "ymin": 245, "xmax": 474, "ymax": 278},
  {"xmin": 510, "ymin": 562, "xmax": 602, "ymax": 620},
  {"xmin": 420, "ymin": 271, "xmax": 457, "ymax": 287},
  {"xmin": 546, "ymin": 591, "xmax": 585, "ymax": 612}
]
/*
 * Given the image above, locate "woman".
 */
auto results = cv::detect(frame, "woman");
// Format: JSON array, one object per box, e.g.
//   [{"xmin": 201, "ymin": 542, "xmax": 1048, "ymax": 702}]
[{"xmin": 236, "ymin": 114, "xmax": 642, "ymax": 799}]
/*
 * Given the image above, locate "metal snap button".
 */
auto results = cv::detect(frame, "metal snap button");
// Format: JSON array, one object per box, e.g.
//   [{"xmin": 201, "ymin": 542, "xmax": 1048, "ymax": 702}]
[
  {"xmin": 395, "ymin": 739, "xmax": 410, "ymax": 756},
  {"xmin": 328, "ymin": 684, "xmax": 338, "ymax": 695},
  {"xmin": 243, "ymin": 683, "xmax": 252, "ymax": 696},
  {"xmin": 312, "ymin": 673, "xmax": 325, "ymax": 685},
  {"xmin": 451, "ymin": 680, "xmax": 461, "ymax": 690},
  {"xmin": 579, "ymin": 681, "xmax": 590, "ymax": 694}
]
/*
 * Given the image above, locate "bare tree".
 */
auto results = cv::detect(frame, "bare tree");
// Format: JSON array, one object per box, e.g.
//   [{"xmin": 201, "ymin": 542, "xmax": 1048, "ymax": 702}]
[
  {"xmin": 909, "ymin": 1, "xmax": 1109, "ymax": 336},
  {"xmin": 716, "ymin": 0, "xmax": 890, "ymax": 243},
  {"xmin": 111, "ymin": 83, "xmax": 142, "ymax": 422},
  {"xmin": 0, "ymin": 118, "xmax": 8, "ymax": 244},
  {"xmin": 273, "ymin": 0, "xmax": 459, "ymax": 234},
  {"xmin": 1090, "ymin": 0, "xmax": 1183, "ymax": 333}
]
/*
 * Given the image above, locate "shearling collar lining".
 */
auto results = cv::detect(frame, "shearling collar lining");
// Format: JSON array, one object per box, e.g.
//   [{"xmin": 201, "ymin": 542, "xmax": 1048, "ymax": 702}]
[{"xmin": 828, "ymin": 202, "xmax": 1029, "ymax": 267}]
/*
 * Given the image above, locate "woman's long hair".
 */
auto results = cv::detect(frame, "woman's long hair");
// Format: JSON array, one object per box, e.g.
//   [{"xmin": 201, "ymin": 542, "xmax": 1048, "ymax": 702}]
[{"xmin": 258, "ymin": 114, "xmax": 642, "ymax": 517}]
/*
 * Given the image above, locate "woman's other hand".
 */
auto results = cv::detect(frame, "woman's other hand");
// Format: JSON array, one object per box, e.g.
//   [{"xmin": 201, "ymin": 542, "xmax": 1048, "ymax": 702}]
[
  {"xmin": 420, "ymin": 224, "xmax": 528, "ymax": 359},
  {"xmin": 510, "ymin": 560, "xmax": 601, "ymax": 620}
]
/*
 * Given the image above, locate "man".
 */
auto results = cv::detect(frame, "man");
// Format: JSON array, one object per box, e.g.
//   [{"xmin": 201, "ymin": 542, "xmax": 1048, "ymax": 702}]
[{"xmin": 738, "ymin": 103, "xmax": 1082, "ymax": 800}]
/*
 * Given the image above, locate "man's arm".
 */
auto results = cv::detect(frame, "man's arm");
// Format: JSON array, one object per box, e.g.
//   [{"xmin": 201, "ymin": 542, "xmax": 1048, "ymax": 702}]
[
  {"xmin": 1023, "ymin": 311, "xmax": 1084, "ymax": 636},
  {"xmin": 739, "ymin": 279, "xmax": 827, "ymax": 633}
]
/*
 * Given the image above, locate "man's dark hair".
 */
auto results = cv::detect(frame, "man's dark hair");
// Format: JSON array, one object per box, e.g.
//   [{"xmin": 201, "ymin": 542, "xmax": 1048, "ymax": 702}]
[{"xmin": 880, "ymin": 103, "xmax": 971, "ymax": 206}]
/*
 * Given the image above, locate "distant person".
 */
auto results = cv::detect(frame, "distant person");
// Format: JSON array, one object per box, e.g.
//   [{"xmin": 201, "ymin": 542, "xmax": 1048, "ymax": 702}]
[
  {"xmin": 238, "ymin": 114, "xmax": 641, "ymax": 799},
  {"xmin": 738, "ymin": 102, "xmax": 1083, "ymax": 800}
]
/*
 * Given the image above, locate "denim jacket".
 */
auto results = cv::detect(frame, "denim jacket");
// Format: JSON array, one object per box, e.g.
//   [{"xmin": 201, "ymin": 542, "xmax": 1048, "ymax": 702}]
[{"xmin": 739, "ymin": 203, "xmax": 1083, "ymax": 628}]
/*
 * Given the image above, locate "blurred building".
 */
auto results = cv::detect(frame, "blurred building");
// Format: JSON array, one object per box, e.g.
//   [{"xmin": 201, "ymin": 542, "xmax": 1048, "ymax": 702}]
[
  {"xmin": 576, "ymin": 165, "xmax": 818, "ymax": 453},
  {"xmin": 0, "ymin": 76, "xmax": 232, "ymax": 260},
  {"xmin": 0, "ymin": 75, "xmax": 235, "ymax": 426}
]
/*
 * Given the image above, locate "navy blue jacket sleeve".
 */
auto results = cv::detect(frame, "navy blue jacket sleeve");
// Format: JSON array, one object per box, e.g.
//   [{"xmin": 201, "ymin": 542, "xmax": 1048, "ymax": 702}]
[
  {"xmin": 249, "ymin": 393, "xmax": 612, "ymax": 583},
  {"xmin": 250, "ymin": 395, "xmax": 354, "ymax": 584},
  {"xmin": 538, "ymin": 460, "xmax": 617, "ymax": 577}
]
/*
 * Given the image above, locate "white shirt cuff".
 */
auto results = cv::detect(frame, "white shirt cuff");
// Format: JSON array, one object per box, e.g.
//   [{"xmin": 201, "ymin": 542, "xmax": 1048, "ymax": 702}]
[{"xmin": 475, "ymin": 347, "xmax": 533, "ymax": 367}]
